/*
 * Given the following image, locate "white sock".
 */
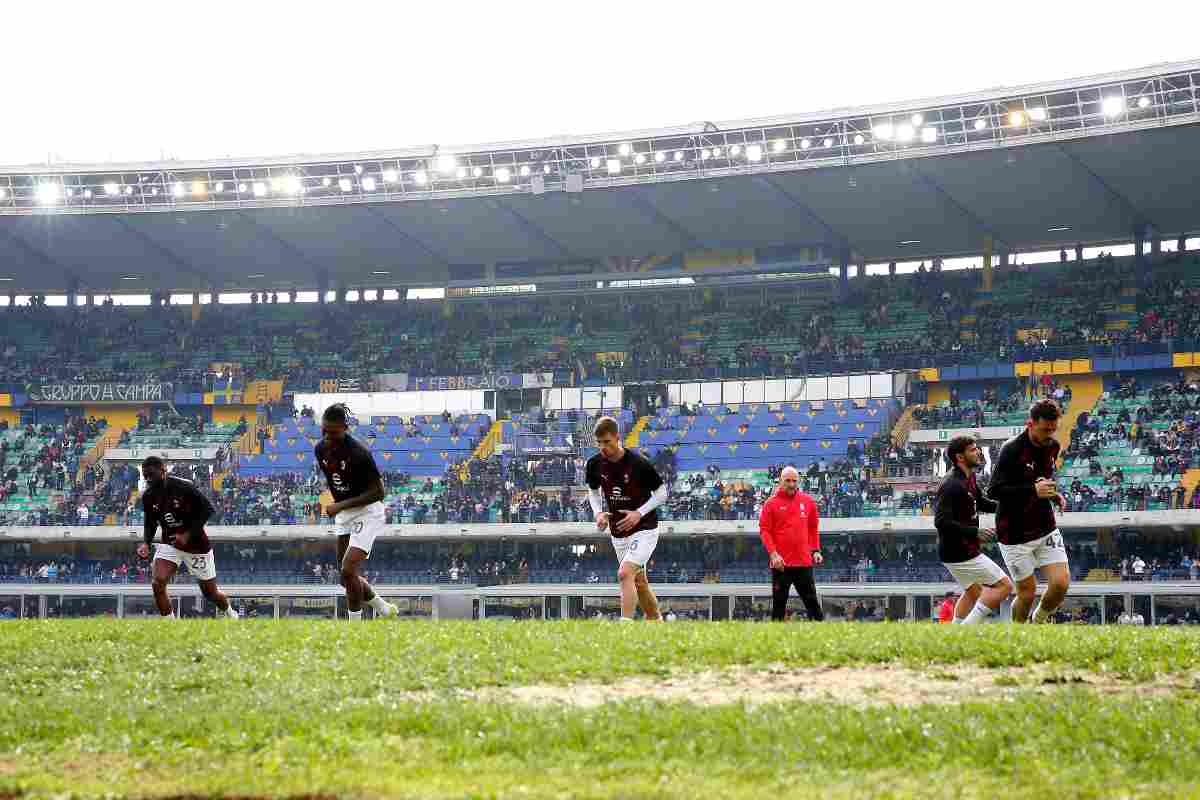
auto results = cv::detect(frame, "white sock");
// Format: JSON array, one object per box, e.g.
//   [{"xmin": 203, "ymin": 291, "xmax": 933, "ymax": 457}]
[
  {"xmin": 165, "ymin": 612, "xmax": 177, "ymax": 619},
  {"xmin": 962, "ymin": 600, "xmax": 995, "ymax": 625},
  {"xmin": 226, "ymin": 606, "xmax": 239, "ymax": 619},
  {"xmin": 1031, "ymin": 600, "xmax": 1053, "ymax": 624},
  {"xmin": 618, "ymin": 616, "xmax": 635, "ymax": 623},
  {"xmin": 348, "ymin": 609, "xmax": 363, "ymax": 621},
  {"xmin": 368, "ymin": 595, "xmax": 387, "ymax": 612}
]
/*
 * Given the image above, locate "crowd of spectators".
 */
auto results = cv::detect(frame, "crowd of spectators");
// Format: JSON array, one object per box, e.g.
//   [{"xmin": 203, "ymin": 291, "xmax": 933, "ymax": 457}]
[{"xmin": 4, "ymin": 251, "xmax": 1200, "ymax": 394}]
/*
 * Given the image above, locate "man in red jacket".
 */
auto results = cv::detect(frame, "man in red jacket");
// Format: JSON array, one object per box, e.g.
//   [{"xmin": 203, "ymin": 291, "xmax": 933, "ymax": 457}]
[{"xmin": 759, "ymin": 466, "xmax": 825, "ymax": 622}]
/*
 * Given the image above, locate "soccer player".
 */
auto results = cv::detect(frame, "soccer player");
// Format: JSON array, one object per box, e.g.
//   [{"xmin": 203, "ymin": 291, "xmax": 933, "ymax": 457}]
[
  {"xmin": 759, "ymin": 466, "xmax": 825, "ymax": 622},
  {"xmin": 934, "ymin": 436, "xmax": 1013, "ymax": 624},
  {"xmin": 989, "ymin": 399, "xmax": 1069, "ymax": 624},
  {"xmin": 137, "ymin": 456, "xmax": 238, "ymax": 619},
  {"xmin": 586, "ymin": 416, "xmax": 668, "ymax": 622},
  {"xmin": 315, "ymin": 404, "xmax": 398, "ymax": 621}
]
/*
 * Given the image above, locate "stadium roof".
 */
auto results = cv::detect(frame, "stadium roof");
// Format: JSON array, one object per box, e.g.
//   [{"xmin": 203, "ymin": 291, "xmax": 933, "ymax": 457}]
[{"xmin": 1, "ymin": 60, "xmax": 1198, "ymax": 294}]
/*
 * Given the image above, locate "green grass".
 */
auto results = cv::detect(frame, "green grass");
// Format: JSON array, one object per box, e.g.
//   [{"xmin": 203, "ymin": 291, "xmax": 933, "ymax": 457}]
[{"xmin": 2, "ymin": 620, "xmax": 1199, "ymax": 799}]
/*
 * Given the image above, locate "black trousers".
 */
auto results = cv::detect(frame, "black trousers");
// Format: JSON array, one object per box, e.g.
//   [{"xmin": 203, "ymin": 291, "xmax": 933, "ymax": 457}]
[{"xmin": 771, "ymin": 566, "xmax": 824, "ymax": 622}]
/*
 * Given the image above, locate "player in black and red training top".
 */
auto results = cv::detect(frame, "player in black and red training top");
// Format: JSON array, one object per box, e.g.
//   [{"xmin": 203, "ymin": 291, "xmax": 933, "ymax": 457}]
[
  {"xmin": 314, "ymin": 403, "xmax": 398, "ymax": 621},
  {"xmin": 137, "ymin": 456, "xmax": 238, "ymax": 619},
  {"xmin": 934, "ymin": 436, "xmax": 1013, "ymax": 624},
  {"xmin": 988, "ymin": 399, "xmax": 1069, "ymax": 624},
  {"xmin": 585, "ymin": 415, "xmax": 669, "ymax": 621}
]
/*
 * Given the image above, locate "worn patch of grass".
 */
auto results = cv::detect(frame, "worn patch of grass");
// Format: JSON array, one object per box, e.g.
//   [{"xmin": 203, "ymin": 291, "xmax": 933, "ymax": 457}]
[{"xmin": 1, "ymin": 620, "xmax": 1198, "ymax": 798}]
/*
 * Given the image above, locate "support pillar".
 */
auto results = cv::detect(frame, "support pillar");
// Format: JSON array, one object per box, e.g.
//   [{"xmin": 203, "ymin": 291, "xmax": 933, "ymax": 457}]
[
  {"xmin": 982, "ymin": 234, "xmax": 993, "ymax": 292},
  {"xmin": 838, "ymin": 243, "xmax": 850, "ymax": 297},
  {"xmin": 1134, "ymin": 223, "xmax": 1147, "ymax": 270}
]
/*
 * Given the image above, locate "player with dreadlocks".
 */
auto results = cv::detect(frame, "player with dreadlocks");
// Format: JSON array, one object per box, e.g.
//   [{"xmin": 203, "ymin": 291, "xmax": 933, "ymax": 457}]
[{"xmin": 314, "ymin": 403, "xmax": 398, "ymax": 620}]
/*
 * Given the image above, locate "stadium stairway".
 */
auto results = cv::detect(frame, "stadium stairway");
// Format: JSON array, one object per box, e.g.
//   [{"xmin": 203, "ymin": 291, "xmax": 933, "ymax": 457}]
[
  {"xmin": 1182, "ymin": 468, "xmax": 1200, "ymax": 505},
  {"xmin": 79, "ymin": 425, "xmax": 126, "ymax": 484},
  {"xmin": 1055, "ymin": 374, "xmax": 1104, "ymax": 453},
  {"xmin": 890, "ymin": 405, "xmax": 919, "ymax": 447},
  {"xmin": 624, "ymin": 415, "xmax": 651, "ymax": 448},
  {"xmin": 459, "ymin": 419, "xmax": 503, "ymax": 480}
]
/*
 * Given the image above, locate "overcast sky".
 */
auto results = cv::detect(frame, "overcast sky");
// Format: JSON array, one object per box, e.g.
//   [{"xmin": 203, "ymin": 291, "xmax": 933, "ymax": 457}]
[{"xmin": 4, "ymin": 2, "xmax": 1198, "ymax": 166}]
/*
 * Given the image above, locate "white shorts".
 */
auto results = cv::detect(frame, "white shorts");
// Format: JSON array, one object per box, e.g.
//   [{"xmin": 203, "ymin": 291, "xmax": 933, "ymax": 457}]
[
  {"xmin": 611, "ymin": 528, "xmax": 660, "ymax": 569},
  {"xmin": 944, "ymin": 554, "xmax": 1009, "ymax": 590},
  {"xmin": 335, "ymin": 501, "xmax": 386, "ymax": 557},
  {"xmin": 154, "ymin": 544, "xmax": 217, "ymax": 582},
  {"xmin": 998, "ymin": 529, "xmax": 1069, "ymax": 583}
]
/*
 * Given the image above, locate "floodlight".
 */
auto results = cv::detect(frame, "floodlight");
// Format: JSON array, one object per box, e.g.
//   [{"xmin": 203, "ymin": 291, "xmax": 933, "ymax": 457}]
[
  {"xmin": 896, "ymin": 124, "xmax": 915, "ymax": 142},
  {"xmin": 338, "ymin": 178, "xmax": 352, "ymax": 192},
  {"xmin": 458, "ymin": 167, "xmax": 469, "ymax": 179},
  {"xmin": 1029, "ymin": 106, "xmax": 1047, "ymax": 121},
  {"xmin": 746, "ymin": 144, "xmax": 763, "ymax": 162},
  {"xmin": 191, "ymin": 180, "xmax": 206, "ymax": 197},
  {"xmin": 413, "ymin": 170, "xmax": 428, "ymax": 185},
  {"xmin": 974, "ymin": 118, "xmax": 988, "ymax": 131},
  {"xmin": 353, "ymin": 165, "xmax": 363, "ymax": 175},
  {"xmin": 712, "ymin": 147, "xmax": 722, "ymax": 157},
  {"xmin": 910, "ymin": 113, "xmax": 923, "ymax": 126},
  {"xmin": 104, "ymin": 182, "xmax": 120, "ymax": 196},
  {"xmin": 822, "ymin": 137, "xmax": 833, "ymax": 148},
  {"xmin": 472, "ymin": 166, "xmax": 484, "ymax": 177},
  {"xmin": 618, "ymin": 143, "xmax": 631, "ymax": 156},
  {"xmin": 1102, "ymin": 96, "xmax": 1125, "ymax": 116},
  {"xmin": 213, "ymin": 182, "xmax": 224, "ymax": 193},
  {"xmin": 800, "ymin": 138, "xmax": 811, "ymax": 149},
  {"xmin": 674, "ymin": 151, "xmax": 684, "ymax": 161},
  {"xmin": 634, "ymin": 153, "xmax": 646, "ymax": 165},
  {"xmin": 436, "ymin": 155, "xmax": 457, "ymax": 173},
  {"xmin": 729, "ymin": 144, "xmax": 742, "ymax": 156},
  {"xmin": 172, "ymin": 182, "xmax": 186, "ymax": 198},
  {"xmin": 772, "ymin": 139, "xmax": 787, "ymax": 152},
  {"xmin": 701, "ymin": 149, "xmax": 711, "ymax": 160},
  {"xmin": 1008, "ymin": 110, "xmax": 1025, "ymax": 126},
  {"xmin": 361, "ymin": 176, "xmax": 377, "ymax": 191},
  {"xmin": 495, "ymin": 167, "xmax": 511, "ymax": 183},
  {"xmin": 921, "ymin": 127, "xmax": 937, "ymax": 143},
  {"xmin": 322, "ymin": 177, "xmax": 332, "ymax": 187},
  {"xmin": 873, "ymin": 123, "xmax": 894, "ymax": 140},
  {"xmin": 1137, "ymin": 96, "xmax": 1151, "ymax": 109},
  {"xmin": 606, "ymin": 159, "xmax": 621, "ymax": 175},
  {"xmin": 519, "ymin": 165, "xmax": 530, "ymax": 177},
  {"xmin": 238, "ymin": 183, "xmax": 248, "ymax": 193},
  {"xmin": 382, "ymin": 168, "xmax": 398, "ymax": 183},
  {"xmin": 654, "ymin": 151, "xmax": 666, "ymax": 163},
  {"xmin": 853, "ymin": 134, "xmax": 865, "ymax": 145},
  {"xmin": 253, "ymin": 182, "xmax": 268, "ymax": 197},
  {"xmin": 589, "ymin": 157, "xmax": 600, "ymax": 169}
]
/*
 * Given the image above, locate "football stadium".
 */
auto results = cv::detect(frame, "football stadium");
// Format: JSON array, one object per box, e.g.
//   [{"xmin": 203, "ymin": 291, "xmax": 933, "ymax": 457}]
[{"xmin": 3, "ymin": 47, "xmax": 1200, "ymax": 798}]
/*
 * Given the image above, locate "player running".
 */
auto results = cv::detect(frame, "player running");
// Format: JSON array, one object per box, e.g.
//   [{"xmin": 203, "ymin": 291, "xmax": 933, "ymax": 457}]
[
  {"xmin": 988, "ymin": 399, "xmax": 1069, "ymax": 624},
  {"xmin": 315, "ymin": 404, "xmax": 398, "ymax": 621},
  {"xmin": 934, "ymin": 436, "xmax": 1013, "ymax": 624},
  {"xmin": 137, "ymin": 456, "xmax": 238, "ymax": 619},
  {"xmin": 586, "ymin": 416, "xmax": 669, "ymax": 622}
]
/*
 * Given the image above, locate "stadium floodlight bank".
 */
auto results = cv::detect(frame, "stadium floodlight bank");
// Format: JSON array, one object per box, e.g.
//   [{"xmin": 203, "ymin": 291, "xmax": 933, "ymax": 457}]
[{"xmin": 1, "ymin": 61, "xmax": 1198, "ymax": 214}]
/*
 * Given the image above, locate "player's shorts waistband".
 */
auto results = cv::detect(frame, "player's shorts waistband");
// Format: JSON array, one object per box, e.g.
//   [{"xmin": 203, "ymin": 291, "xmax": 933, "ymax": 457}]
[{"xmin": 336, "ymin": 501, "xmax": 386, "ymax": 523}]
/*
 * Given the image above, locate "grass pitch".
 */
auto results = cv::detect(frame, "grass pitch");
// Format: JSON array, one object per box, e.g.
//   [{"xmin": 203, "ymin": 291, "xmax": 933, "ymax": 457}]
[{"xmin": 2, "ymin": 620, "xmax": 1199, "ymax": 799}]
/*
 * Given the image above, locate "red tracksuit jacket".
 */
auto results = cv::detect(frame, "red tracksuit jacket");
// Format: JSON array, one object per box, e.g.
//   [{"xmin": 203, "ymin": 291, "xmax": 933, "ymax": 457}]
[{"xmin": 759, "ymin": 489, "xmax": 821, "ymax": 567}]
